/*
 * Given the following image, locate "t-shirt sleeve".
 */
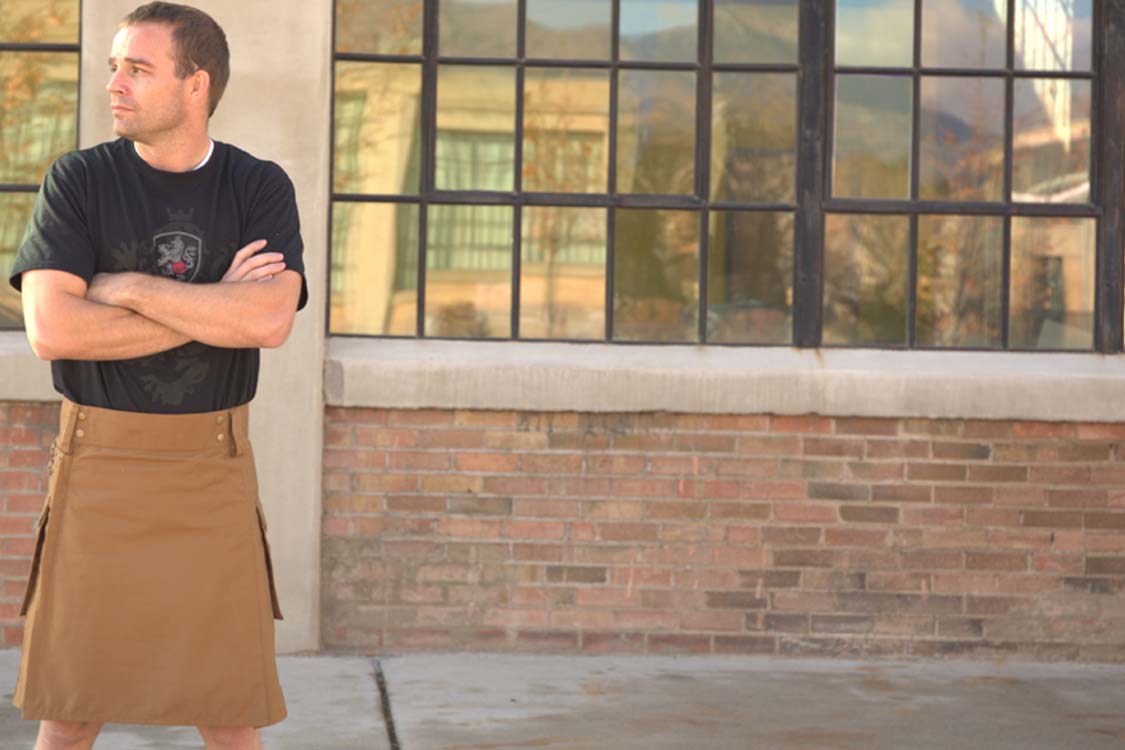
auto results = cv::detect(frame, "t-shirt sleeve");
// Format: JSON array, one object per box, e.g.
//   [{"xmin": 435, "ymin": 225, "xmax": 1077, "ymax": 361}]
[
  {"xmin": 8, "ymin": 154, "xmax": 97, "ymax": 292},
  {"xmin": 243, "ymin": 161, "xmax": 307, "ymax": 311}
]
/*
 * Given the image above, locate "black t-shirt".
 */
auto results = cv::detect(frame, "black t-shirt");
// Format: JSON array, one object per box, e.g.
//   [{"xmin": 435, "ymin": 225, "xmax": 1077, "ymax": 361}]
[{"xmin": 8, "ymin": 138, "xmax": 308, "ymax": 414}]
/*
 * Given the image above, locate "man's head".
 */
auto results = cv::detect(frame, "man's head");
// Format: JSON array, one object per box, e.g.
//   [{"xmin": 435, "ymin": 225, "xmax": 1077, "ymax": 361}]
[{"xmin": 107, "ymin": 3, "xmax": 229, "ymax": 140}]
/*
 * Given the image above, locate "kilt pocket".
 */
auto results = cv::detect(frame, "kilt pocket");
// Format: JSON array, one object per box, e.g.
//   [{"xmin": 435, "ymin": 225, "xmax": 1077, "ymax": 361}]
[
  {"xmin": 19, "ymin": 502, "xmax": 50, "ymax": 617},
  {"xmin": 255, "ymin": 502, "xmax": 284, "ymax": 620}
]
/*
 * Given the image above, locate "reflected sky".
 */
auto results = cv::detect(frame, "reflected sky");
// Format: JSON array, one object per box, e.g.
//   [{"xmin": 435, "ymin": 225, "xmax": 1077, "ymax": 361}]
[{"xmin": 836, "ymin": 0, "xmax": 914, "ymax": 67}]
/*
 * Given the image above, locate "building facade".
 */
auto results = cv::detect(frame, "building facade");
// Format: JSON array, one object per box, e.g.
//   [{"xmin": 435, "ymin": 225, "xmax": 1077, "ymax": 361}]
[{"xmin": 3, "ymin": 0, "xmax": 1125, "ymax": 660}]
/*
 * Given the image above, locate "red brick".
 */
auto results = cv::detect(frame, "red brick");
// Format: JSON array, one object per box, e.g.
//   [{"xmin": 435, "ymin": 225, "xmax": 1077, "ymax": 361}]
[
  {"xmin": 803, "ymin": 438, "xmax": 865, "ymax": 458},
  {"xmin": 324, "ymin": 449, "xmax": 387, "ymax": 469},
  {"xmin": 907, "ymin": 463, "xmax": 968, "ymax": 482},
  {"xmin": 900, "ymin": 550, "xmax": 964, "ymax": 570},
  {"xmin": 737, "ymin": 436, "xmax": 802, "ymax": 456},
  {"xmin": 865, "ymin": 439, "xmax": 930, "ymax": 459},
  {"xmin": 825, "ymin": 528, "xmax": 888, "ymax": 547},
  {"xmin": 834, "ymin": 418, "xmax": 898, "ymax": 436},
  {"xmin": 741, "ymin": 480, "xmax": 806, "ymax": 500},
  {"xmin": 599, "ymin": 523, "xmax": 660, "ymax": 542},
  {"xmin": 901, "ymin": 506, "xmax": 964, "ymax": 526},
  {"xmin": 1012, "ymin": 421, "xmax": 1077, "ymax": 438},
  {"xmin": 355, "ymin": 427, "xmax": 420, "ymax": 448},
  {"xmin": 932, "ymin": 572, "xmax": 995, "ymax": 594},
  {"xmin": 762, "ymin": 526, "xmax": 822, "ymax": 545},
  {"xmin": 962, "ymin": 420, "xmax": 1011, "ymax": 438},
  {"xmin": 519, "ymin": 454, "xmax": 583, "ymax": 474},
  {"xmin": 902, "ymin": 419, "xmax": 962, "ymax": 437},
  {"xmin": 419, "ymin": 429, "xmax": 486, "ymax": 449},
  {"xmin": 839, "ymin": 505, "xmax": 899, "ymax": 524},
  {"xmin": 711, "ymin": 502, "xmax": 771, "ymax": 520},
  {"xmin": 771, "ymin": 415, "xmax": 833, "ymax": 434},
  {"xmin": 589, "ymin": 455, "xmax": 647, "ymax": 474},
  {"xmin": 453, "ymin": 410, "xmax": 520, "ymax": 428},
  {"xmin": 1046, "ymin": 489, "xmax": 1108, "ymax": 509},
  {"xmin": 966, "ymin": 552, "xmax": 1027, "ymax": 572},
  {"xmin": 703, "ymin": 415, "xmax": 770, "ymax": 431},
  {"xmin": 846, "ymin": 462, "xmax": 904, "ymax": 481},
  {"xmin": 1020, "ymin": 510, "xmax": 1083, "ymax": 529},
  {"xmin": 934, "ymin": 485, "xmax": 993, "ymax": 504},
  {"xmin": 968, "ymin": 465, "xmax": 1028, "ymax": 483},
  {"xmin": 931, "ymin": 442, "xmax": 991, "ymax": 460},
  {"xmin": 872, "ymin": 484, "xmax": 932, "ymax": 503},
  {"xmin": 609, "ymin": 478, "xmax": 679, "ymax": 498},
  {"xmin": 773, "ymin": 503, "xmax": 835, "ymax": 523}
]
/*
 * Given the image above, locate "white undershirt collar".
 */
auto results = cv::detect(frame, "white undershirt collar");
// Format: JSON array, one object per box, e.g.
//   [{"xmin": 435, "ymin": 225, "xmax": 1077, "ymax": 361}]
[{"xmin": 133, "ymin": 138, "xmax": 214, "ymax": 171}]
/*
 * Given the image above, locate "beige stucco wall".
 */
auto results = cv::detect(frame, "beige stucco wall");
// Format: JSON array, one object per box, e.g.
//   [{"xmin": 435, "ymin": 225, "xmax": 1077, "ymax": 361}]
[{"xmin": 78, "ymin": 0, "xmax": 330, "ymax": 653}]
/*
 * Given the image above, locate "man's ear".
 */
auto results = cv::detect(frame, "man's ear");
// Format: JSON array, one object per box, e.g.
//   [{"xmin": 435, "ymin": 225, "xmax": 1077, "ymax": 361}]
[{"xmin": 189, "ymin": 69, "xmax": 211, "ymax": 103}]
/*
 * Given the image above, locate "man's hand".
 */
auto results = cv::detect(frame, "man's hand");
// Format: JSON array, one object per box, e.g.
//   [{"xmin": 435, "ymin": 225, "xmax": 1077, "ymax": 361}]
[{"xmin": 222, "ymin": 239, "xmax": 287, "ymax": 283}]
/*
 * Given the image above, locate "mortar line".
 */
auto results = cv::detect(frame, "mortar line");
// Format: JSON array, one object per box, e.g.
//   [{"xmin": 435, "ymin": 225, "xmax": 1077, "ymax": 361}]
[{"xmin": 374, "ymin": 658, "xmax": 403, "ymax": 750}]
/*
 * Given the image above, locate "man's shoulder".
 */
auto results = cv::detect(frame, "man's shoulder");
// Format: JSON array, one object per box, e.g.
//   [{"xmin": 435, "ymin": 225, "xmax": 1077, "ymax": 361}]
[
  {"xmin": 219, "ymin": 142, "xmax": 291, "ymax": 179},
  {"xmin": 47, "ymin": 139, "xmax": 130, "ymax": 183}
]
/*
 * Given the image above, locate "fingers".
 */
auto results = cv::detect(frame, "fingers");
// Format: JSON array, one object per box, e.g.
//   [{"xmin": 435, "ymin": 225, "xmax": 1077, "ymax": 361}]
[
  {"xmin": 222, "ymin": 242, "xmax": 286, "ymax": 283},
  {"xmin": 241, "ymin": 261, "xmax": 286, "ymax": 281}
]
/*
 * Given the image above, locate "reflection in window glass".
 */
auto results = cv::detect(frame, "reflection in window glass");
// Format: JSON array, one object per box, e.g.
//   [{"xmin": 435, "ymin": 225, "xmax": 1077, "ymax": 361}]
[
  {"xmin": 1015, "ymin": 0, "xmax": 1092, "ymax": 72},
  {"xmin": 520, "ymin": 206, "xmax": 606, "ymax": 339},
  {"xmin": 0, "ymin": 192, "xmax": 36, "ymax": 329},
  {"xmin": 0, "ymin": 0, "xmax": 79, "ymax": 44},
  {"xmin": 1013, "ymin": 78, "xmax": 1091, "ymax": 203},
  {"xmin": 0, "ymin": 51, "xmax": 78, "ymax": 185},
  {"xmin": 619, "ymin": 0, "xmax": 697, "ymax": 62},
  {"xmin": 916, "ymin": 215, "xmax": 1003, "ymax": 347},
  {"xmin": 835, "ymin": 0, "xmax": 914, "ymax": 67},
  {"xmin": 425, "ymin": 204, "xmax": 513, "ymax": 338},
  {"xmin": 919, "ymin": 76, "xmax": 1005, "ymax": 202},
  {"xmin": 526, "ymin": 0, "xmax": 611, "ymax": 60},
  {"xmin": 330, "ymin": 201, "xmax": 419, "ymax": 335},
  {"xmin": 823, "ymin": 213, "xmax": 909, "ymax": 345},
  {"xmin": 335, "ymin": 0, "xmax": 423, "ymax": 55},
  {"xmin": 617, "ymin": 70, "xmax": 696, "ymax": 195},
  {"xmin": 1010, "ymin": 216, "xmax": 1094, "ymax": 350},
  {"xmin": 832, "ymin": 75, "xmax": 912, "ymax": 199},
  {"xmin": 613, "ymin": 209, "xmax": 699, "ymax": 342},
  {"xmin": 921, "ymin": 0, "xmax": 1006, "ymax": 69},
  {"xmin": 711, "ymin": 73, "xmax": 796, "ymax": 204},
  {"xmin": 707, "ymin": 211, "xmax": 793, "ymax": 344},
  {"xmin": 714, "ymin": 0, "xmax": 798, "ymax": 64},
  {"xmin": 436, "ymin": 67, "xmax": 516, "ymax": 191},
  {"xmin": 523, "ymin": 68, "xmax": 610, "ymax": 193},
  {"xmin": 439, "ymin": 0, "xmax": 517, "ymax": 57},
  {"xmin": 334, "ymin": 62, "xmax": 422, "ymax": 195}
]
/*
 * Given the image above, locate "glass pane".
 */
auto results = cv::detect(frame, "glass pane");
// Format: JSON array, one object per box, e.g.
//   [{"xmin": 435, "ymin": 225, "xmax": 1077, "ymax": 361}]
[
  {"xmin": 836, "ymin": 0, "xmax": 914, "ymax": 67},
  {"xmin": 1010, "ymin": 216, "xmax": 1094, "ymax": 350},
  {"xmin": 620, "ymin": 0, "xmax": 697, "ymax": 62},
  {"xmin": 526, "ymin": 0, "xmax": 612, "ymax": 60},
  {"xmin": 334, "ymin": 62, "xmax": 422, "ymax": 195},
  {"xmin": 523, "ymin": 68, "xmax": 610, "ymax": 193},
  {"xmin": 707, "ymin": 210, "xmax": 794, "ymax": 344},
  {"xmin": 0, "ymin": 51, "xmax": 78, "ymax": 185},
  {"xmin": 520, "ymin": 206, "xmax": 606, "ymax": 339},
  {"xmin": 330, "ymin": 201, "xmax": 419, "ymax": 335},
  {"xmin": 435, "ymin": 66, "xmax": 516, "ymax": 191},
  {"xmin": 425, "ymin": 204, "xmax": 513, "ymax": 338},
  {"xmin": 823, "ymin": 213, "xmax": 909, "ymax": 345},
  {"xmin": 335, "ymin": 0, "xmax": 423, "ymax": 55},
  {"xmin": 711, "ymin": 73, "xmax": 797, "ymax": 204},
  {"xmin": 919, "ymin": 76, "xmax": 1005, "ymax": 202},
  {"xmin": 916, "ymin": 215, "xmax": 1003, "ymax": 347},
  {"xmin": 921, "ymin": 0, "xmax": 1006, "ymax": 69},
  {"xmin": 0, "ymin": 0, "xmax": 79, "ymax": 44},
  {"xmin": 617, "ymin": 70, "xmax": 696, "ymax": 195},
  {"xmin": 714, "ymin": 0, "xmax": 798, "ymax": 64},
  {"xmin": 439, "ymin": 0, "xmax": 518, "ymax": 57},
  {"xmin": 832, "ymin": 75, "xmax": 912, "ymax": 199},
  {"xmin": 0, "ymin": 192, "xmax": 35, "ymax": 329},
  {"xmin": 1015, "ymin": 0, "xmax": 1092, "ymax": 72},
  {"xmin": 613, "ymin": 209, "xmax": 699, "ymax": 342},
  {"xmin": 1013, "ymin": 78, "xmax": 1091, "ymax": 203}
]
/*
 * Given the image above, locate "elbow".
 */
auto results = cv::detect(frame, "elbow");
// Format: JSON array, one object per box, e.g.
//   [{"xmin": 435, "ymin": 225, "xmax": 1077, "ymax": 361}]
[
  {"xmin": 257, "ymin": 311, "xmax": 295, "ymax": 349},
  {"xmin": 24, "ymin": 319, "xmax": 63, "ymax": 361}
]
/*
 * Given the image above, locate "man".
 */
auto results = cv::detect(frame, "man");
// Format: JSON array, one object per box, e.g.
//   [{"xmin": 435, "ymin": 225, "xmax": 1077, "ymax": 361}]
[{"xmin": 8, "ymin": 3, "xmax": 306, "ymax": 749}]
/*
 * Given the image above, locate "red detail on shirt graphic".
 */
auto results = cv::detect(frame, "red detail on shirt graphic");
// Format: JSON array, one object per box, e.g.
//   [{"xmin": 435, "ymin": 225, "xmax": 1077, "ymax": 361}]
[{"xmin": 172, "ymin": 261, "xmax": 188, "ymax": 275}]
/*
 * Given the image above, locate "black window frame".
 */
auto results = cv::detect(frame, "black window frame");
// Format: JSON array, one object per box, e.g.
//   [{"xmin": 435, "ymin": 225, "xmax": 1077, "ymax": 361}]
[
  {"xmin": 329, "ymin": 0, "xmax": 1125, "ymax": 352},
  {"xmin": 0, "ymin": 2, "xmax": 83, "ymax": 331}
]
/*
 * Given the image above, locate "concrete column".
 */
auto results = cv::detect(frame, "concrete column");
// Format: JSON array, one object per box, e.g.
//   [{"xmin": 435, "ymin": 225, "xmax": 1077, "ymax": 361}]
[{"xmin": 82, "ymin": 0, "xmax": 329, "ymax": 653}]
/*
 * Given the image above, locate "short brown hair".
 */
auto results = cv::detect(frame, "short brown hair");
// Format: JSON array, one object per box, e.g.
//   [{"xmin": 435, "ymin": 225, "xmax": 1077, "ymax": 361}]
[{"xmin": 120, "ymin": 2, "xmax": 229, "ymax": 117}]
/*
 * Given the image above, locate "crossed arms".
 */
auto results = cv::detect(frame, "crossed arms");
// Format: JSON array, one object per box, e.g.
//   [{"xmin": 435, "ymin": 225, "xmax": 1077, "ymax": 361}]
[{"xmin": 22, "ymin": 240, "xmax": 301, "ymax": 361}]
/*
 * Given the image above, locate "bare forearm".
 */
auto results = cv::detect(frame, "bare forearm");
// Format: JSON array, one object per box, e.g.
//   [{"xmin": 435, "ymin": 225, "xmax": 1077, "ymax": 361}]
[
  {"xmin": 28, "ymin": 293, "xmax": 192, "ymax": 361},
  {"xmin": 106, "ymin": 272, "xmax": 296, "ymax": 349}
]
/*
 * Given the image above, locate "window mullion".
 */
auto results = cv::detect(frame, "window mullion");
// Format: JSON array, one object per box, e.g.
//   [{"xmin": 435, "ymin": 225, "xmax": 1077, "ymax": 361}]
[
  {"xmin": 1096, "ymin": 0, "xmax": 1124, "ymax": 352},
  {"xmin": 793, "ymin": 0, "xmax": 830, "ymax": 347}
]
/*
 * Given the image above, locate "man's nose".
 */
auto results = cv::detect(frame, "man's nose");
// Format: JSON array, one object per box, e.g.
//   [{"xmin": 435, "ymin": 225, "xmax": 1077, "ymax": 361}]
[{"xmin": 106, "ymin": 68, "xmax": 126, "ymax": 94}]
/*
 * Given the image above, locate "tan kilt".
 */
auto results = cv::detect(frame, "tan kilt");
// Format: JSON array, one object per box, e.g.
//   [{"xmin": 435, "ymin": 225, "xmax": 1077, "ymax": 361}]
[{"xmin": 12, "ymin": 397, "xmax": 287, "ymax": 727}]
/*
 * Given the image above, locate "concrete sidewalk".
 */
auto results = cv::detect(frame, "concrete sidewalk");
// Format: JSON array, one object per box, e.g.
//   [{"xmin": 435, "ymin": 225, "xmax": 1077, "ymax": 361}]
[{"xmin": 3, "ymin": 648, "xmax": 1125, "ymax": 749}]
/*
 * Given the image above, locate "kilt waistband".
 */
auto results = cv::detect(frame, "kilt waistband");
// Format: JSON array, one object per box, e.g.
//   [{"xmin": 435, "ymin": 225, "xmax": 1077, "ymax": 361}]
[{"xmin": 57, "ymin": 397, "xmax": 251, "ymax": 456}]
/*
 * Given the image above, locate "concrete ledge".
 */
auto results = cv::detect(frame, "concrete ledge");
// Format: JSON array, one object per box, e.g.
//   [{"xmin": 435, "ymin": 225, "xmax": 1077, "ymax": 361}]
[
  {"xmin": 0, "ymin": 332, "xmax": 57, "ymax": 403},
  {"xmin": 325, "ymin": 337, "xmax": 1125, "ymax": 422}
]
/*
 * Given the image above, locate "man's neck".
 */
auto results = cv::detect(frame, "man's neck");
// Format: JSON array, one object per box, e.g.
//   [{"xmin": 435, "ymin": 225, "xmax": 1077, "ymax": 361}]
[{"xmin": 132, "ymin": 131, "xmax": 213, "ymax": 173}]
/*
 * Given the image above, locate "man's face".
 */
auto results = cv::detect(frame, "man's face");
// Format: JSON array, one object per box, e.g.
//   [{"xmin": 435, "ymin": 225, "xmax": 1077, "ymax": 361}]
[{"xmin": 106, "ymin": 22, "xmax": 193, "ymax": 142}]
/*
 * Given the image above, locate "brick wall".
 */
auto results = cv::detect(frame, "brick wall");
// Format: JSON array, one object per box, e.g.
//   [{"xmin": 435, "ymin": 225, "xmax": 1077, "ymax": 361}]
[
  {"xmin": 322, "ymin": 407, "xmax": 1125, "ymax": 661},
  {"xmin": 0, "ymin": 402, "xmax": 56, "ymax": 647}
]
